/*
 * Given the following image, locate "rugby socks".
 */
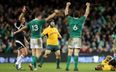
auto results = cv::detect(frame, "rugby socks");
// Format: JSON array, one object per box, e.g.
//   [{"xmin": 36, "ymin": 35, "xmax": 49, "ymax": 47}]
[
  {"xmin": 56, "ymin": 59, "xmax": 60, "ymax": 68},
  {"xmin": 19, "ymin": 63, "xmax": 21, "ymax": 68},
  {"xmin": 39, "ymin": 57, "xmax": 46, "ymax": 66},
  {"xmin": 37, "ymin": 56, "xmax": 41, "ymax": 62},
  {"xmin": 31, "ymin": 56, "xmax": 37, "ymax": 68},
  {"xmin": 66, "ymin": 56, "xmax": 71, "ymax": 69},
  {"xmin": 74, "ymin": 56, "xmax": 78, "ymax": 69},
  {"xmin": 16, "ymin": 57, "xmax": 20, "ymax": 64},
  {"xmin": 16, "ymin": 55, "xmax": 24, "ymax": 65}
]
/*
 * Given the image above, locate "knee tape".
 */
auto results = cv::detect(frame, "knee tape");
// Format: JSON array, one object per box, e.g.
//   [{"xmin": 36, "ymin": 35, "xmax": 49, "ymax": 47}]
[
  {"xmin": 74, "ymin": 49, "xmax": 80, "ymax": 56},
  {"xmin": 46, "ymin": 50, "xmax": 51, "ymax": 54},
  {"xmin": 44, "ymin": 50, "xmax": 51, "ymax": 58},
  {"xmin": 68, "ymin": 49, "xmax": 73, "ymax": 56},
  {"xmin": 55, "ymin": 50, "xmax": 61, "ymax": 59}
]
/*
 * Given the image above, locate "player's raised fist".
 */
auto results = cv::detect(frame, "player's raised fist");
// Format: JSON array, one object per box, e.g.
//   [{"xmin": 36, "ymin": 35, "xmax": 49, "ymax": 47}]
[
  {"xmin": 54, "ymin": 9, "xmax": 60, "ymax": 13},
  {"xmin": 86, "ymin": 2, "xmax": 90, "ymax": 6},
  {"xmin": 22, "ymin": 6, "xmax": 26, "ymax": 13},
  {"xmin": 67, "ymin": 2, "xmax": 71, "ymax": 6}
]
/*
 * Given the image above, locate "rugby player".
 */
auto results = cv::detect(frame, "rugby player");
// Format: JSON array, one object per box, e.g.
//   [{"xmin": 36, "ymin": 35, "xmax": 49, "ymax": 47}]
[{"xmin": 64, "ymin": 2, "xmax": 90, "ymax": 71}]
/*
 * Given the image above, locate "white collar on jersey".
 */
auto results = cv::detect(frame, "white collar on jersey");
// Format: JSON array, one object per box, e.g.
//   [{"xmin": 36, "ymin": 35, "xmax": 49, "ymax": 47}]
[
  {"xmin": 73, "ymin": 17, "xmax": 79, "ymax": 19},
  {"xmin": 34, "ymin": 18, "xmax": 38, "ymax": 20}
]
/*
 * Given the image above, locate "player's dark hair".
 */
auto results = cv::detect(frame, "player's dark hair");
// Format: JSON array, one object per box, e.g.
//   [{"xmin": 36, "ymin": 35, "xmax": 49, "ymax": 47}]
[
  {"xmin": 73, "ymin": 11, "xmax": 79, "ymax": 17},
  {"xmin": 35, "ymin": 12, "xmax": 42, "ymax": 18},
  {"xmin": 73, "ymin": 9, "xmax": 83, "ymax": 17}
]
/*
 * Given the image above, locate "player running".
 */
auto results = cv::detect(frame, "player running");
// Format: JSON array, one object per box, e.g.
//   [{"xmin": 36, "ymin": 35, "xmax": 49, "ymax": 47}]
[
  {"xmin": 64, "ymin": 2, "xmax": 90, "ymax": 71},
  {"xmin": 38, "ymin": 21, "xmax": 62, "ymax": 69},
  {"xmin": 14, "ymin": 10, "xmax": 60, "ymax": 71},
  {"xmin": 14, "ymin": 6, "xmax": 28, "ymax": 70}
]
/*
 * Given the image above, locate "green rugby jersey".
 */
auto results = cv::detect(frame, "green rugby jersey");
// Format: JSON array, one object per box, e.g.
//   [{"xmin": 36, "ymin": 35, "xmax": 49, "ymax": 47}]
[
  {"xmin": 27, "ymin": 19, "xmax": 46, "ymax": 38},
  {"xmin": 67, "ymin": 16, "xmax": 86, "ymax": 38}
]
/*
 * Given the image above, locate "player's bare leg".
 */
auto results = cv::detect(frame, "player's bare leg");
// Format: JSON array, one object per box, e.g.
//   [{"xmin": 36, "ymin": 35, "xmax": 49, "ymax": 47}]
[
  {"xmin": 36, "ymin": 48, "xmax": 42, "ymax": 61},
  {"xmin": 95, "ymin": 65, "xmax": 103, "ymax": 71}
]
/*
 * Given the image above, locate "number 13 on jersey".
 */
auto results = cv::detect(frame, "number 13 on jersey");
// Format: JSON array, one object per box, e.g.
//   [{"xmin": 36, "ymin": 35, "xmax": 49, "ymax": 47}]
[{"xmin": 32, "ymin": 25, "xmax": 39, "ymax": 31}]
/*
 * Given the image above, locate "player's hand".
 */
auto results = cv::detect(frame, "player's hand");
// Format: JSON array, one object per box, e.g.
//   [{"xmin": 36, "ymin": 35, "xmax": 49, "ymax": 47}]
[
  {"xmin": 86, "ymin": 2, "xmax": 90, "ymax": 7},
  {"xmin": 22, "ymin": 6, "xmax": 26, "ymax": 13},
  {"xmin": 14, "ymin": 31, "xmax": 18, "ymax": 35},
  {"xmin": 67, "ymin": 2, "xmax": 71, "ymax": 6},
  {"xmin": 54, "ymin": 9, "xmax": 60, "ymax": 13},
  {"xmin": 13, "ymin": 32, "xmax": 16, "ymax": 35}
]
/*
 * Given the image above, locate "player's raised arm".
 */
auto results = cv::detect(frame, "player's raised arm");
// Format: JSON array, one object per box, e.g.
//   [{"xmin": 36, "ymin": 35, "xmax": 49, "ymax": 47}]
[
  {"xmin": 14, "ymin": 26, "xmax": 27, "ymax": 35},
  {"xmin": 45, "ymin": 10, "xmax": 60, "ymax": 21},
  {"xmin": 84, "ymin": 2, "xmax": 90, "ymax": 17},
  {"xmin": 19, "ymin": 6, "xmax": 26, "ymax": 22},
  {"xmin": 58, "ymin": 32, "xmax": 62, "ymax": 39},
  {"xmin": 65, "ymin": 2, "xmax": 71, "ymax": 16}
]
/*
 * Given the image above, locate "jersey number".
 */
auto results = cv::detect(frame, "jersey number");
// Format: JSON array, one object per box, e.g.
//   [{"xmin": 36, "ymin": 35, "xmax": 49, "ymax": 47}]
[
  {"xmin": 73, "ymin": 25, "xmax": 78, "ymax": 31},
  {"xmin": 32, "ymin": 25, "xmax": 38, "ymax": 31}
]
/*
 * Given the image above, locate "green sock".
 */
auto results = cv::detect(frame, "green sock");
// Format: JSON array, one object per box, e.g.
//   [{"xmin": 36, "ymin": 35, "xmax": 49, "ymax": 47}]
[
  {"xmin": 66, "ymin": 56, "xmax": 71, "ymax": 69},
  {"xmin": 37, "ymin": 56, "xmax": 41, "ymax": 62},
  {"xmin": 74, "ymin": 56, "xmax": 78, "ymax": 69},
  {"xmin": 31, "ymin": 56, "xmax": 37, "ymax": 68},
  {"xmin": 56, "ymin": 59, "xmax": 60, "ymax": 68},
  {"xmin": 39, "ymin": 56, "xmax": 46, "ymax": 66}
]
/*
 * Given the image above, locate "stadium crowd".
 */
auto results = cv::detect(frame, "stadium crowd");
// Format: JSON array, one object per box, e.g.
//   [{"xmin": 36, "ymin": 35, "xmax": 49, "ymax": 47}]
[{"xmin": 0, "ymin": 0, "xmax": 116, "ymax": 55}]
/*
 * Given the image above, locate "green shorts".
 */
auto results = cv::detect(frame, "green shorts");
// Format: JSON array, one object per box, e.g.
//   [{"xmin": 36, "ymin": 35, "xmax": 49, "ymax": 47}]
[{"xmin": 47, "ymin": 45, "xmax": 60, "ymax": 52}]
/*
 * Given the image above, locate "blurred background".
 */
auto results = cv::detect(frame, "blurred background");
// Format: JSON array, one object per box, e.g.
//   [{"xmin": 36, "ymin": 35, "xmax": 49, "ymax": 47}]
[{"xmin": 0, "ymin": 0, "xmax": 116, "ymax": 63}]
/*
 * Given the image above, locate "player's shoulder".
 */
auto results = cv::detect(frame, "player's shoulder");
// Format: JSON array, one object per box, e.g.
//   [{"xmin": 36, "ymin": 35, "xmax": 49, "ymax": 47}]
[
  {"xmin": 28, "ymin": 19, "xmax": 40, "ymax": 24},
  {"xmin": 67, "ymin": 15, "xmax": 73, "ymax": 19},
  {"xmin": 79, "ymin": 16, "xmax": 86, "ymax": 19},
  {"xmin": 32, "ymin": 18, "xmax": 39, "ymax": 22},
  {"xmin": 54, "ymin": 27, "xmax": 58, "ymax": 30}
]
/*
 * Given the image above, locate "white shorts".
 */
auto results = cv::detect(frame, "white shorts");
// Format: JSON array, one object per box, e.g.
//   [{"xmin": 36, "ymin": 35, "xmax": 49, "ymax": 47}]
[
  {"xmin": 68, "ymin": 38, "xmax": 82, "ymax": 48},
  {"xmin": 30, "ymin": 38, "xmax": 42, "ymax": 49}
]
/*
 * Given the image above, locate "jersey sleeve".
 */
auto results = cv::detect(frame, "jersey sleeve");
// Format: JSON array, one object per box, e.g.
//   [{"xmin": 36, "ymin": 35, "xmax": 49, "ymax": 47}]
[
  {"xmin": 40, "ymin": 19, "xmax": 46, "ymax": 25},
  {"xmin": 66, "ymin": 16, "xmax": 72, "ymax": 23},
  {"xmin": 79, "ymin": 16, "xmax": 86, "ymax": 22},
  {"xmin": 101, "ymin": 60, "xmax": 106, "ymax": 65},
  {"xmin": 42, "ymin": 28, "xmax": 48, "ymax": 35},
  {"xmin": 55, "ymin": 28, "xmax": 61, "ymax": 38},
  {"xmin": 26, "ymin": 21, "xmax": 32, "ymax": 30}
]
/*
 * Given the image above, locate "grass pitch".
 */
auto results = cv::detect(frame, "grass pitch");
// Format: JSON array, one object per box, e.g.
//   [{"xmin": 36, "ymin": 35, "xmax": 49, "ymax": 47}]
[{"xmin": 0, "ymin": 63, "xmax": 115, "ymax": 72}]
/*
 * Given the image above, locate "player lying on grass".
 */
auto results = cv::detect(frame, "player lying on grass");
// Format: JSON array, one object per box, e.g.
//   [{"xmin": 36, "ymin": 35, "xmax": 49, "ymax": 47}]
[
  {"xmin": 95, "ymin": 55, "xmax": 116, "ymax": 71},
  {"xmin": 109, "ymin": 56, "xmax": 116, "ymax": 68},
  {"xmin": 38, "ymin": 20, "xmax": 62, "ymax": 69}
]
